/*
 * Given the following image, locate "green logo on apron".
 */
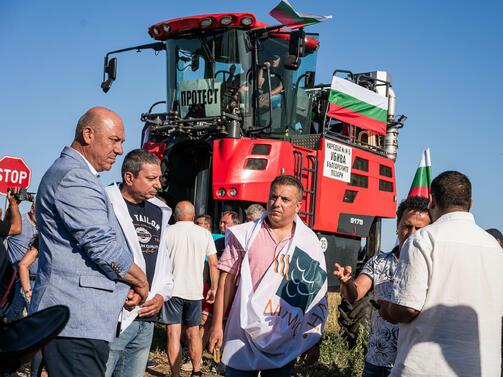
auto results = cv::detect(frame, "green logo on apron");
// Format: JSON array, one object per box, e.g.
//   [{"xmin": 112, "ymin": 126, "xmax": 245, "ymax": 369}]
[{"xmin": 275, "ymin": 247, "xmax": 326, "ymax": 313}]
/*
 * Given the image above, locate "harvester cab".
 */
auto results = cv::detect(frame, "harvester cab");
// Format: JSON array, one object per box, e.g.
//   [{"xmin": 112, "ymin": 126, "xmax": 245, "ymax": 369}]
[{"xmin": 101, "ymin": 13, "xmax": 319, "ymax": 142}]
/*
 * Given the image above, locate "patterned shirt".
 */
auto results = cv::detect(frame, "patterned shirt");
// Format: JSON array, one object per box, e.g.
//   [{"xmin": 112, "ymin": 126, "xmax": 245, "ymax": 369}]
[{"xmin": 360, "ymin": 247, "xmax": 399, "ymax": 368}]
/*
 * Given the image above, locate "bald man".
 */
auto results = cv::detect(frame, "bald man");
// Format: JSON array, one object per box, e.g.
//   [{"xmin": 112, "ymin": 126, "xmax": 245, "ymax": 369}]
[
  {"xmin": 32, "ymin": 107, "xmax": 148, "ymax": 377},
  {"xmin": 159, "ymin": 201, "xmax": 219, "ymax": 377}
]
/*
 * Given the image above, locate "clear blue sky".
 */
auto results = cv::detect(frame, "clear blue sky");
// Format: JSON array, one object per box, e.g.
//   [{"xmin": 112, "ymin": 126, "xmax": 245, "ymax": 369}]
[{"xmin": 1, "ymin": 0, "xmax": 501, "ymax": 251}]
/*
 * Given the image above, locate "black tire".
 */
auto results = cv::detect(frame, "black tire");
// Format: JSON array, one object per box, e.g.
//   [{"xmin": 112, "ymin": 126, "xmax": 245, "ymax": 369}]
[{"xmin": 337, "ymin": 292, "xmax": 373, "ymax": 348}]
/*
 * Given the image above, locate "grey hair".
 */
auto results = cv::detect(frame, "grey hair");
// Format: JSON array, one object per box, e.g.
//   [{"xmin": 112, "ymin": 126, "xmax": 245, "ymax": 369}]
[
  {"xmin": 121, "ymin": 149, "xmax": 160, "ymax": 178},
  {"xmin": 245, "ymin": 204, "xmax": 265, "ymax": 220},
  {"xmin": 222, "ymin": 211, "xmax": 241, "ymax": 225}
]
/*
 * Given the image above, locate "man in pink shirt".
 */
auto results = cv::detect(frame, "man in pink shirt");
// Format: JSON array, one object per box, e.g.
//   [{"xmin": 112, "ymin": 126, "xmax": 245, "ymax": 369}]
[{"xmin": 209, "ymin": 175, "xmax": 326, "ymax": 377}]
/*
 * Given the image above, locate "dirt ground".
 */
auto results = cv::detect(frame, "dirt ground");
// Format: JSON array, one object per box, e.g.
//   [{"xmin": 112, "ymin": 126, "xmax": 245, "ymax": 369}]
[
  {"xmin": 145, "ymin": 350, "xmax": 223, "ymax": 377},
  {"xmin": 13, "ymin": 351, "xmax": 221, "ymax": 377}
]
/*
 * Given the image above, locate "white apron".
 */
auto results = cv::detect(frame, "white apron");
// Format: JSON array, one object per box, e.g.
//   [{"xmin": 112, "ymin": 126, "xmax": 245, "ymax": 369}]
[{"xmin": 222, "ymin": 214, "xmax": 328, "ymax": 370}]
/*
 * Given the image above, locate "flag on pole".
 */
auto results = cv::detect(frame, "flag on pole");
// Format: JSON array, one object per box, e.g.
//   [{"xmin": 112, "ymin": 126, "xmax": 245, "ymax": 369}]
[
  {"xmin": 269, "ymin": 0, "xmax": 332, "ymax": 29},
  {"xmin": 327, "ymin": 75, "xmax": 389, "ymax": 134},
  {"xmin": 408, "ymin": 148, "xmax": 432, "ymax": 198}
]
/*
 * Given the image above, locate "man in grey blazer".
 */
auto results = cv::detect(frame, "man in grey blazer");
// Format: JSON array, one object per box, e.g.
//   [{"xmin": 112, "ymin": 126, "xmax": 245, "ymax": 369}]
[{"xmin": 32, "ymin": 107, "xmax": 149, "ymax": 377}]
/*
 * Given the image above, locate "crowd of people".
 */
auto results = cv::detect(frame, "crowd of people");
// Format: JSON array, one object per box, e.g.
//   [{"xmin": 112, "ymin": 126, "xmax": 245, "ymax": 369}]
[{"xmin": 1, "ymin": 106, "xmax": 502, "ymax": 377}]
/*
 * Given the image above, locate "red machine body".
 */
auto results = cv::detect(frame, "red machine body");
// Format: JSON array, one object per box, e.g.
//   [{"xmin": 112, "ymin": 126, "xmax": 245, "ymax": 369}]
[
  {"xmin": 210, "ymin": 137, "xmax": 396, "ymax": 238},
  {"xmin": 106, "ymin": 11, "xmax": 404, "ymax": 291}
]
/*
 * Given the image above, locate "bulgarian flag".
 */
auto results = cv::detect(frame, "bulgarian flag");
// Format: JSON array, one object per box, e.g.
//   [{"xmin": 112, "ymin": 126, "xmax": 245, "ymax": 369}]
[
  {"xmin": 269, "ymin": 0, "xmax": 332, "ymax": 29},
  {"xmin": 408, "ymin": 148, "xmax": 432, "ymax": 198},
  {"xmin": 327, "ymin": 75, "xmax": 389, "ymax": 135}
]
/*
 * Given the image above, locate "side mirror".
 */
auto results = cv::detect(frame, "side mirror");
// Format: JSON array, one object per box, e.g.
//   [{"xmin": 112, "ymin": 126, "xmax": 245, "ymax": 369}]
[
  {"xmin": 191, "ymin": 55, "xmax": 200, "ymax": 72},
  {"xmin": 101, "ymin": 57, "xmax": 117, "ymax": 93},
  {"xmin": 304, "ymin": 71, "xmax": 315, "ymax": 88},
  {"xmin": 284, "ymin": 28, "xmax": 305, "ymax": 70}
]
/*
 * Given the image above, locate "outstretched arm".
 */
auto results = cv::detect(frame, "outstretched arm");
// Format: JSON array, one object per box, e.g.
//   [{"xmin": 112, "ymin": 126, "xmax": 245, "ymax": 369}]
[{"xmin": 333, "ymin": 263, "xmax": 372, "ymax": 303}]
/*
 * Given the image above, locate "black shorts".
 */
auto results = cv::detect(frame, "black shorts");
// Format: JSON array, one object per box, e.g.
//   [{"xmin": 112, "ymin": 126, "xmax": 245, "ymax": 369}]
[{"xmin": 159, "ymin": 297, "xmax": 202, "ymax": 327}]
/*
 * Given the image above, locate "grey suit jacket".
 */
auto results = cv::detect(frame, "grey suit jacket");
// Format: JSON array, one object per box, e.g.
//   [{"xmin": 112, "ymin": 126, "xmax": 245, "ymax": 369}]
[{"xmin": 31, "ymin": 146, "xmax": 132, "ymax": 342}]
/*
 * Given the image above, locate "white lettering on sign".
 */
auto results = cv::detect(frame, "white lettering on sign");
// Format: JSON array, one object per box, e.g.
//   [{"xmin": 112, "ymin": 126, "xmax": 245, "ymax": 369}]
[
  {"xmin": 0, "ymin": 169, "xmax": 28, "ymax": 184},
  {"xmin": 323, "ymin": 140, "xmax": 352, "ymax": 182},
  {"xmin": 0, "ymin": 156, "xmax": 32, "ymax": 195},
  {"xmin": 179, "ymin": 79, "xmax": 222, "ymax": 118},
  {"xmin": 350, "ymin": 217, "xmax": 363, "ymax": 225}
]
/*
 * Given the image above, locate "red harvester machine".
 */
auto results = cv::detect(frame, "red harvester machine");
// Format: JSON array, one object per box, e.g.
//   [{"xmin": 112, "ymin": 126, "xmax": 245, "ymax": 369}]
[{"xmin": 100, "ymin": 12, "xmax": 406, "ymax": 302}]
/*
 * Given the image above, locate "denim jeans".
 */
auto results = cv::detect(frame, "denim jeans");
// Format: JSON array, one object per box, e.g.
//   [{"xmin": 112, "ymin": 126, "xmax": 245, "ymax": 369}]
[
  {"xmin": 105, "ymin": 320, "xmax": 154, "ymax": 377},
  {"xmin": 225, "ymin": 360, "xmax": 296, "ymax": 377},
  {"xmin": 362, "ymin": 361, "xmax": 393, "ymax": 377},
  {"xmin": 5, "ymin": 279, "xmax": 27, "ymax": 320}
]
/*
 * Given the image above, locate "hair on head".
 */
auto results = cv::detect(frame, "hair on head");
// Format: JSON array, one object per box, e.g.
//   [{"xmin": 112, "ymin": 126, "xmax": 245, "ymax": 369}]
[
  {"xmin": 121, "ymin": 149, "xmax": 160, "ymax": 179},
  {"xmin": 431, "ymin": 170, "xmax": 471, "ymax": 211},
  {"xmin": 396, "ymin": 196, "xmax": 430, "ymax": 223},
  {"xmin": 270, "ymin": 175, "xmax": 304, "ymax": 202},
  {"xmin": 222, "ymin": 211, "xmax": 241, "ymax": 225}
]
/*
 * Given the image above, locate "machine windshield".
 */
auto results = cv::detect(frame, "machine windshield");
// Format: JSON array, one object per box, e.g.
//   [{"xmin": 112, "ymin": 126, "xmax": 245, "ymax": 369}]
[
  {"xmin": 166, "ymin": 30, "xmax": 252, "ymax": 123},
  {"xmin": 256, "ymin": 33, "xmax": 318, "ymax": 137}
]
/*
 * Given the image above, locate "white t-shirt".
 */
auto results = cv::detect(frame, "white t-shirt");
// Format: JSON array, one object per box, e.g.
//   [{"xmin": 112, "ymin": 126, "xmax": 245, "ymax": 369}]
[
  {"xmin": 165, "ymin": 221, "xmax": 217, "ymax": 300},
  {"xmin": 390, "ymin": 211, "xmax": 503, "ymax": 377}
]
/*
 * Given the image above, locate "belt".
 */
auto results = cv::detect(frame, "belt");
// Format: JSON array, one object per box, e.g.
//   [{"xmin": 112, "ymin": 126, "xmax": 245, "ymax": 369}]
[{"xmin": 29, "ymin": 275, "xmax": 37, "ymax": 281}]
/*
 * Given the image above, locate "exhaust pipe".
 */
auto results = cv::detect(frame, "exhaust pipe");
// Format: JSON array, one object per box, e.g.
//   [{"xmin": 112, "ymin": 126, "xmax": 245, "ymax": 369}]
[{"xmin": 384, "ymin": 88, "xmax": 398, "ymax": 161}]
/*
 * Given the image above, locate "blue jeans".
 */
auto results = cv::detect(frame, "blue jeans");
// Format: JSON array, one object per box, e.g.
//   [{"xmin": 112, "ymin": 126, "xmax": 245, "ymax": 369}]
[
  {"xmin": 225, "ymin": 360, "xmax": 296, "ymax": 377},
  {"xmin": 6, "ymin": 278, "xmax": 27, "ymax": 320},
  {"xmin": 105, "ymin": 320, "xmax": 154, "ymax": 377},
  {"xmin": 362, "ymin": 361, "xmax": 393, "ymax": 377}
]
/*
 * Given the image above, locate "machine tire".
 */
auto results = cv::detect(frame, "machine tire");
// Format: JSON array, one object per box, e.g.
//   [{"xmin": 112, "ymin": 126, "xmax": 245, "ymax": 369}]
[{"xmin": 337, "ymin": 292, "xmax": 373, "ymax": 348}]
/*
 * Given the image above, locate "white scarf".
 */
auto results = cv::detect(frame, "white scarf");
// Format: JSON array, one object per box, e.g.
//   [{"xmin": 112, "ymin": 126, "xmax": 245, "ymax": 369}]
[
  {"xmin": 222, "ymin": 213, "xmax": 328, "ymax": 370},
  {"xmin": 105, "ymin": 183, "xmax": 174, "ymax": 333}
]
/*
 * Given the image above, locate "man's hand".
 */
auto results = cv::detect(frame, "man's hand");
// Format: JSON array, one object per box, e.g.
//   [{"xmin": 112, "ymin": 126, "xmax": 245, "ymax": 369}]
[
  {"xmin": 298, "ymin": 344, "xmax": 320, "ymax": 366},
  {"xmin": 124, "ymin": 289, "xmax": 141, "ymax": 311},
  {"xmin": 205, "ymin": 288, "xmax": 217, "ymax": 304},
  {"xmin": 7, "ymin": 187, "xmax": 21, "ymax": 205},
  {"xmin": 333, "ymin": 263, "xmax": 352, "ymax": 283},
  {"xmin": 133, "ymin": 281, "xmax": 149, "ymax": 306},
  {"xmin": 121, "ymin": 263, "xmax": 149, "ymax": 305},
  {"xmin": 208, "ymin": 325, "xmax": 224, "ymax": 354},
  {"xmin": 24, "ymin": 289, "xmax": 32, "ymax": 304},
  {"xmin": 138, "ymin": 294, "xmax": 164, "ymax": 318}
]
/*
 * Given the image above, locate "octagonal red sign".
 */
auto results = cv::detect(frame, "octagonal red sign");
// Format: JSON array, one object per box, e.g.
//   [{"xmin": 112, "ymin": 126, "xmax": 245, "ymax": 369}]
[{"xmin": 0, "ymin": 156, "xmax": 32, "ymax": 195}]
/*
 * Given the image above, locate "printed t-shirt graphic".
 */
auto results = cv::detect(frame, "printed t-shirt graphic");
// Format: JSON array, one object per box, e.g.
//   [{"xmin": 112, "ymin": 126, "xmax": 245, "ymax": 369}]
[{"xmin": 125, "ymin": 198, "xmax": 162, "ymax": 321}]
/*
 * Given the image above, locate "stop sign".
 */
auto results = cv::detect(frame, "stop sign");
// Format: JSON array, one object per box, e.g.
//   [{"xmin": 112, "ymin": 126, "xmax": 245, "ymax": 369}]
[{"xmin": 0, "ymin": 156, "xmax": 32, "ymax": 195}]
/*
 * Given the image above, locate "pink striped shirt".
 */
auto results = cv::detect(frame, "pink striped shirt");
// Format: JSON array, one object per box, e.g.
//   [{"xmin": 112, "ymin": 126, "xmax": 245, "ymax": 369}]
[{"xmin": 217, "ymin": 221, "xmax": 293, "ymax": 291}]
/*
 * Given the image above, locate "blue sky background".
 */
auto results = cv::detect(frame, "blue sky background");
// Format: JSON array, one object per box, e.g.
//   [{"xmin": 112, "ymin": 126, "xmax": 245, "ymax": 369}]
[{"xmin": 1, "ymin": 0, "xmax": 501, "ymax": 251}]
